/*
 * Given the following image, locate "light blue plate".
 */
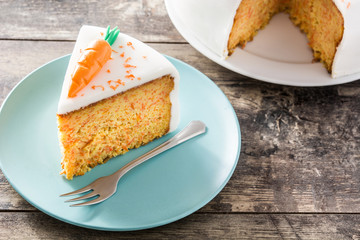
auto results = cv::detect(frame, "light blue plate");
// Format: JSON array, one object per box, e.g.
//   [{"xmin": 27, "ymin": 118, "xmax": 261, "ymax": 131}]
[{"xmin": 0, "ymin": 55, "xmax": 241, "ymax": 231}]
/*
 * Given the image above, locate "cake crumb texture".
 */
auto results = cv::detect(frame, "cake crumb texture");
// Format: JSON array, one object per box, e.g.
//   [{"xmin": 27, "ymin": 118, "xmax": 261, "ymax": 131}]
[
  {"xmin": 228, "ymin": 0, "xmax": 344, "ymax": 72},
  {"xmin": 57, "ymin": 75, "xmax": 174, "ymax": 179}
]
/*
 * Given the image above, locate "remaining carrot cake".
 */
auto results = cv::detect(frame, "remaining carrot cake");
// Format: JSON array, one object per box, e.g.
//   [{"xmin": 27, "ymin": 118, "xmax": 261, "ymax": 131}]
[
  {"xmin": 228, "ymin": 0, "xmax": 344, "ymax": 74},
  {"xmin": 172, "ymin": 0, "xmax": 360, "ymax": 78},
  {"xmin": 57, "ymin": 25, "xmax": 180, "ymax": 179}
]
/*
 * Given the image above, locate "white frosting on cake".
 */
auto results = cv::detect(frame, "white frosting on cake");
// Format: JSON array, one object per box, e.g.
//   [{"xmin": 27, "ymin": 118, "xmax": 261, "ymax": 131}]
[
  {"xmin": 171, "ymin": 0, "xmax": 359, "ymax": 78},
  {"xmin": 57, "ymin": 25, "xmax": 180, "ymax": 132},
  {"xmin": 172, "ymin": 0, "xmax": 240, "ymax": 58},
  {"xmin": 331, "ymin": 1, "xmax": 360, "ymax": 78}
]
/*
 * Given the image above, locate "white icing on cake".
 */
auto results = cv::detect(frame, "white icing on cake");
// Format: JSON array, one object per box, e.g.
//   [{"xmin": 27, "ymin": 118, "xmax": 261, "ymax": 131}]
[
  {"xmin": 172, "ymin": 0, "xmax": 240, "ymax": 58},
  {"xmin": 331, "ymin": 1, "xmax": 360, "ymax": 78},
  {"xmin": 57, "ymin": 25, "xmax": 180, "ymax": 132},
  {"xmin": 171, "ymin": 0, "xmax": 359, "ymax": 78}
]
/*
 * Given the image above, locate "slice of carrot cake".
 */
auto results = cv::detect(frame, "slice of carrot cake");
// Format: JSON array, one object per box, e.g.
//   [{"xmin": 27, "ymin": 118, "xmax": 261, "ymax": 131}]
[{"xmin": 57, "ymin": 25, "xmax": 180, "ymax": 179}]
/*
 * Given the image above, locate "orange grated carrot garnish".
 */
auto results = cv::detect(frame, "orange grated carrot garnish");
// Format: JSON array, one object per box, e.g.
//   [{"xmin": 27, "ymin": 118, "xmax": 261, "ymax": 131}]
[
  {"xmin": 107, "ymin": 79, "xmax": 125, "ymax": 90},
  {"xmin": 142, "ymin": 56, "xmax": 147, "ymax": 59},
  {"xmin": 127, "ymin": 42, "xmax": 135, "ymax": 50},
  {"xmin": 347, "ymin": 2, "xmax": 351, "ymax": 8},
  {"xmin": 120, "ymin": 52, "xmax": 125, "ymax": 57},
  {"xmin": 124, "ymin": 64, "xmax": 136, "ymax": 68},
  {"xmin": 125, "ymin": 74, "xmax": 135, "ymax": 79},
  {"xmin": 91, "ymin": 85, "xmax": 105, "ymax": 91},
  {"xmin": 116, "ymin": 79, "xmax": 125, "ymax": 86},
  {"xmin": 112, "ymin": 49, "xmax": 118, "ymax": 53},
  {"xmin": 107, "ymin": 69, "xmax": 111, "ymax": 73},
  {"xmin": 137, "ymin": 77, "xmax": 141, "ymax": 80},
  {"xmin": 119, "ymin": 45, "xmax": 123, "ymax": 48},
  {"xmin": 125, "ymin": 57, "xmax": 132, "ymax": 63},
  {"xmin": 110, "ymin": 85, "xmax": 118, "ymax": 91},
  {"xmin": 126, "ymin": 70, "xmax": 131, "ymax": 74}
]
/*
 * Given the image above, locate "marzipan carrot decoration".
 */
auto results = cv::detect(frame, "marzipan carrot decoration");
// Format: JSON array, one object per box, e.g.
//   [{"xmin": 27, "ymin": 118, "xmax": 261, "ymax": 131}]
[{"xmin": 68, "ymin": 26, "xmax": 120, "ymax": 98}]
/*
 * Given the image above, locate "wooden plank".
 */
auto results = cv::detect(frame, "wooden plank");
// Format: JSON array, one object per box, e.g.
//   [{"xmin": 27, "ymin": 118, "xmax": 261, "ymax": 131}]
[
  {"xmin": 0, "ymin": 174, "xmax": 35, "ymax": 210},
  {"xmin": 0, "ymin": 212, "xmax": 359, "ymax": 239},
  {"xmin": 212, "ymin": 79, "xmax": 360, "ymax": 213},
  {"xmin": 0, "ymin": 0, "xmax": 184, "ymax": 42},
  {"xmin": 1, "ymin": 40, "xmax": 360, "ymax": 213}
]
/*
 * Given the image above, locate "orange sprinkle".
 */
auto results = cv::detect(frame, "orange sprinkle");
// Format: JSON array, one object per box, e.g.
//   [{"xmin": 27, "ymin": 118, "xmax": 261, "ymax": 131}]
[
  {"xmin": 126, "ymin": 70, "xmax": 131, "ymax": 74},
  {"xmin": 125, "ymin": 57, "xmax": 132, "ymax": 63},
  {"xmin": 125, "ymin": 74, "xmax": 135, "ymax": 79},
  {"xmin": 107, "ymin": 69, "xmax": 111, "ymax": 73},
  {"xmin": 116, "ymin": 79, "xmax": 125, "ymax": 85},
  {"xmin": 110, "ymin": 85, "xmax": 118, "ymax": 91},
  {"xmin": 100, "ymin": 32, "xmax": 104, "ymax": 36},
  {"xmin": 127, "ymin": 42, "xmax": 135, "ymax": 50},
  {"xmin": 120, "ymin": 52, "xmax": 125, "ymax": 57},
  {"xmin": 107, "ymin": 79, "xmax": 125, "ymax": 90},
  {"xmin": 91, "ymin": 85, "xmax": 105, "ymax": 91},
  {"xmin": 112, "ymin": 49, "xmax": 118, "ymax": 53},
  {"xmin": 124, "ymin": 64, "xmax": 136, "ymax": 68},
  {"xmin": 108, "ymin": 79, "xmax": 125, "ymax": 86},
  {"xmin": 137, "ymin": 77, "xmax": 141, "ymax": 80},
  {"xmin": 119, "ymin": 45, "xmax": 123, "ymax": 48},
  {"xmin": 347, "ymin": 2, "xmax": 351, "ymax": 8}
]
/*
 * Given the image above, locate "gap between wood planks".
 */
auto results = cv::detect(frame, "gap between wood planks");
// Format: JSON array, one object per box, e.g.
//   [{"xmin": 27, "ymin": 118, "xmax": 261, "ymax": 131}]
[
  {"xmin": 0, "ymin": 38, "xmax": 188, "ymax": 45},
  {"xmin": 1, "ymin": 209, "xmax": 360, "ymax": 215}
]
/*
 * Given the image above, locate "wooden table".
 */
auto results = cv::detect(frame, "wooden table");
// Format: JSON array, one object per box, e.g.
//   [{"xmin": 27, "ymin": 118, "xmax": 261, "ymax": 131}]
[{"xmin": 1, "ymin": 0, "xmax": 360, "ymax": 239}]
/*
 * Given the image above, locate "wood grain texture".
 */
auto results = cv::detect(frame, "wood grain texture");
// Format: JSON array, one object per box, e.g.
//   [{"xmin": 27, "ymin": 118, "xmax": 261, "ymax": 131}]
[
  {"xmin": 0, "ymin": 0, "xmax": 184, "ymax": 42},
  {"xmin": 0, "ymin": 212, "xmax": 359, "ymax": 239}
]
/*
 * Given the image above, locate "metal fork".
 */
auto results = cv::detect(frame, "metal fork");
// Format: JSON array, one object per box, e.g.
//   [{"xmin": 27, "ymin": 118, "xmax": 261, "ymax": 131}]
[{"xmin": 60, "ymin": 120, "xmax": 206, "ymax": 207}]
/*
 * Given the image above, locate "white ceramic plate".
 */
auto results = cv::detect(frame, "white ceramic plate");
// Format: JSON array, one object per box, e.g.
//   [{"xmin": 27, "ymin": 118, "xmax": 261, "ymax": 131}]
[{"xmin": 165, "ymin": 0, "xmax": 360, "ymax": 86}]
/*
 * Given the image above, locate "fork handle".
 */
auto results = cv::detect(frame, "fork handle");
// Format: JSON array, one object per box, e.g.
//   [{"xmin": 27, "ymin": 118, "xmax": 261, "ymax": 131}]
[{"xmin": 110, "ymin": 121, "xmax": 206, "ymax": 181}]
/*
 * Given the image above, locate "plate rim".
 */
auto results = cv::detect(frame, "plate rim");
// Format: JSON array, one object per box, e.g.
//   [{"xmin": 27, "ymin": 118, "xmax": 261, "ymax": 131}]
[{"xmin": 0, "ymin": 54, "xmax": 241, "ymax": 231}]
